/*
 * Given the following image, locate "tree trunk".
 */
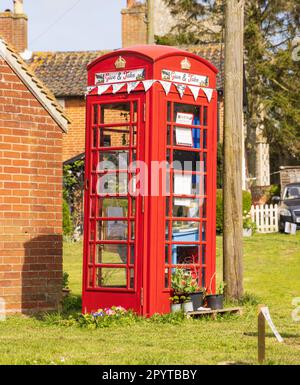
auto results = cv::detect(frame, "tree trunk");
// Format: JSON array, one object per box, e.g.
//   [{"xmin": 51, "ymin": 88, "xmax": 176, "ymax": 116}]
[{"xmin": 223, "ymin": 0, "xmax": 244, "ymax": 300}]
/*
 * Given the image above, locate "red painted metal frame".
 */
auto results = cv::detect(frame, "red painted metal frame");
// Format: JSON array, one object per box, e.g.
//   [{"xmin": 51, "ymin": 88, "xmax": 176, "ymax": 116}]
[
  {"xmin": 83, "ymin": 92, "xmax": 145, "ymax": 314},
  {"xmin": 83, "ymin": 45, "xmax": 217, "ymax": 316}
]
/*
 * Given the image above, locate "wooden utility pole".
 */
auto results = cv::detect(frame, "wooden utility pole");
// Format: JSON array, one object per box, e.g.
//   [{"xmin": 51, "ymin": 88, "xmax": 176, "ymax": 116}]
[
  {"xmin": 147, "ymin": 0, "xmax": 155, "ymax": 44},
  {"xmin": 223, "ymin": 0, "xmax": 245, "ymax": 300}
]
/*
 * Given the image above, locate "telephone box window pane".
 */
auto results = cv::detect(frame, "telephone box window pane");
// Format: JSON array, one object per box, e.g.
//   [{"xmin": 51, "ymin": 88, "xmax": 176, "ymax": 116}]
[
  {"xmin": 165, "ymin": 221, "xmax": 170, "ymax": 240},
  {"xmin": 132, "ymin": 129, "xmax": 137, "ymax": 146},
  {"xmin": 202, "ymin": 222, "xmax": 206, "ymax": 241},
  {"xmin": 93, "ymin": 105, "xmax": 98, "ymax": 125},
  {"xmin": 203, "ymin": 106, "xmax": 208, "ymax": 126},
  {"xmin": 201, "ymin": 244, "xmax": 206, "ymax": 264},
  {"xmin": 173, "ymin": 150, "xmax": 201, "ymax": 172},
  {"xmin": 202, "ymin": 268, "xmax": 206, "ymax": 287},
  {"xmin": 97, "ymin": 220, "xmax": 128, "ymax": 241},
  {"xmin": 173, "ymin": 198, "xmax": 199, "ymax": 218},
  {"xmin": 203, "ymin": 129, "xmax": 207, "ymax": 149},
  {"xmin": 166, "ymin": 197, "xmax": 170, "ymax": 216},
  {"xmin": 133, "ymin": 102, "xmax": 138, "ymax": 123},
  {"xmin": 130, "ymin": 245, "xmax": 135, "ymax": 265},
  {"xmin": 172, "ymin": 221, "xmax": 199, "ymax": 241},
  {"xmin": 167, "ymin": 125, "xmax": 171, "ymax": 145},
  {"xmin": 173, "ymin": 104, "xmax": 200, "ymax": 125},
  {"xmin": 93, "ymin": 127, "xmax": 97, "ymax": 148},
  {"xmin": 201, "ymin": 198, "xmax": 207, "ymax": 218},
  {"xmin": 96, "ymin": 268, "xmax": 127, "ymax": 288},
  {"xmin": 97, "ymin": 173, "xmax": 128, "ymax": 195},
  {"xmin": 167, "ymin": 102, "xmax": 171, "ymax": 122},
  {"xmin": 99, "ymin": 151, "xmax": 129, "ymax": 170},
  {"xmin": 100, "ymin": 128, "xmax": 130, "ymax": 147},
  {"xmin": 98, "ymin": 198, "xmax": 128, "ymax": 218},
  {"xmin": 131, "ymin": 221, "xmax": 135, "ymax": 240},
  {"xmin": 129, "ymin": 269, "xmax": 135, "ymax": 289},
  {"xmin": 131, "ymin": 198, "xmax": 136, "ymax": 216},
  {"xmin": 171, "ymin": 245, "xmax": 199, "ymax": 265},
  {"xmin": 191, "ymin": 175, "xmax": 204, "ymax": 195},
  {"xmin": 97, "ymin": 244, "xmax": 127, "ymax": 264},
  {"xmin": 203, "ymin": 152, "xmax": 207, "ymax": 172},
  {"xmin": 101, "ymin": 103, "xmax": 131, "ymax": 124},
  {"xmin": 164, "ymin": 268, "xmax": 169, "ymax": 288},
  {"xmin": 165, "ymin": 245, "xmax": 169, "ymax": 264}
]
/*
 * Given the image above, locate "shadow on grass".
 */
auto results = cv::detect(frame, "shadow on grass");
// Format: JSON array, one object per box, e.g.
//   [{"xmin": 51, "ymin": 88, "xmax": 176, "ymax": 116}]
[
  {"xmin": 244, "ymin": 331, "xmax": 300, "ymax": 339},
  {"xmin": 32, "ymin": 293, "xmax": 82, "ymax": 322}
]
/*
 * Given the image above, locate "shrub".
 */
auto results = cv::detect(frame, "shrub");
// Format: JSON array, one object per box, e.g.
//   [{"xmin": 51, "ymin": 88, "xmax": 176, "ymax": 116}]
[
  {"xmin": 62, "ymin": 272, "xmax": 69, "ymax": 289},
  {"xmin": 242, "ymin": 190, "xmax": 252, "ymax": 213},
  {"xmin": 63, "ymin": 199, "xmax": 73, "ymax": 236},
  {"xmin": 216, "ymin": 190, "xmax": 253, "ymax": 234}
]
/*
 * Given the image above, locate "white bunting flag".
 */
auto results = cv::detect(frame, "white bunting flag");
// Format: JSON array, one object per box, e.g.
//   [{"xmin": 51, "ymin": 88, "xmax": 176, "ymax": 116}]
[
  {"xmin": 127, "ymin": 81, "xmax": 140, "ymax": 94},
  {"xmin": 86, "ymin": 86, "xmax": 96, "ymax": 95},
  {"xmin": 188, "ymin": 85, "xmax": 200, "ymax": 101},
  {"xmin": 142, "ymin": 80, "xmax": 155, "ymax": 92},
  {"xmin": 112, "ymin": 83, "xmax": 125, "ymax": 94},
  {"xmin": 159, "ymin": 81, "xmax": 172, "ymax": 96},
  {"xmin": 98, "ymin": 84, "xmax": 111, "ymax": 95},
  {"xmin": 175, "ymin": 83, "xmax": 186, "ymax": 99},
  {"xmin": 202, "ymin": 87, "xmax": 214, "ymax": 102}
]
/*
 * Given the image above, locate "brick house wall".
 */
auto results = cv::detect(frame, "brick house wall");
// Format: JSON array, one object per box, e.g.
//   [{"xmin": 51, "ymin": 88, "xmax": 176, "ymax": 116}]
[
  {"xmin": 63, "ymin": 97, "xmax": 86, "ymax": 161},
  {"xmin": 0, "ymin": 56, "xmax": 64, "ymax": 314}
]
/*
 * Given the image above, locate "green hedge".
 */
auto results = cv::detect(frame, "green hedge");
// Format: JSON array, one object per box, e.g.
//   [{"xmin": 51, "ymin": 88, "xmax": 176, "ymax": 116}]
[{"xmin": 216, "ymin": 189, "xmax": 252, "ymax": 234}]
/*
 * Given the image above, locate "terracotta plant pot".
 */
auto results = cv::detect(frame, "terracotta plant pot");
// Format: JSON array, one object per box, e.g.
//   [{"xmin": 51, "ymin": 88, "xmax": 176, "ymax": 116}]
[{"xmin": 62, "ymin": 288, "xmax": 71, "ymax": 298}]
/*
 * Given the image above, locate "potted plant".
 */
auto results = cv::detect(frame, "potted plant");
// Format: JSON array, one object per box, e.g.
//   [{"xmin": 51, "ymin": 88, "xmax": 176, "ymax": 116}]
[
  {"xmin": 169, "ymin": 295, "xmax": 182, "ymax": 313},
  {"xmin": 182, "ymin": 296, "xmax": 193, "ymax": 313},
  {"xmin": 205, "ymin": 281, "xmax": 225, "ymax": 310},
  {"xmin": 170, "ymin": 268, "xmax": 204, "ymax": 313}
]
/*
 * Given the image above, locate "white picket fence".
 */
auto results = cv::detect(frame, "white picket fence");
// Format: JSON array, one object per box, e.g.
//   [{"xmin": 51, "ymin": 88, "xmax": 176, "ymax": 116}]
[{"xmin": 250, "ymin": 204, "xmax": 279, "ymax": 233}]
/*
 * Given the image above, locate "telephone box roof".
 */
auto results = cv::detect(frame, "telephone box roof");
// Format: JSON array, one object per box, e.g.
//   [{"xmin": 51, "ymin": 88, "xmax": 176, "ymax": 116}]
[{"xmin": 87, "ymin": 44, "xmax": 218, "ymax": 74}]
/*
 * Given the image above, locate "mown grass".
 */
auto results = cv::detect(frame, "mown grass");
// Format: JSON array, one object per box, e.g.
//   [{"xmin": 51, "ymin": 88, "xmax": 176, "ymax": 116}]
[{"xmin": 0, "ymin": 233, "xmax": 299, "ymax": 365}]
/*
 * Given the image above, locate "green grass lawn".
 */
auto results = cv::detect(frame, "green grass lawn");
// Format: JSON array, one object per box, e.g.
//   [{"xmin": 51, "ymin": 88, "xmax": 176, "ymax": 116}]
[{"xmin": 0, "ymin": 233, "xmax": 299, "ymax": 365}]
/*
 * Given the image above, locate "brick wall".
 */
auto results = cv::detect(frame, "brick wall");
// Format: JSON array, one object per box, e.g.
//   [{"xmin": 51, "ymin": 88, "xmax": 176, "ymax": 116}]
[
  {"xmin": 63, "ymin": 97, "xmax": 86, "ymax": 161},
  {"xmin": 0, "ymin": 58, "xmax": 63, "ymax": 314},
  {"xmin": 0, "ymin": 11, "xmax": 28, "ymax": 52},
  {"xmin": 121, "ymin": 2, "xmax": 147, "ymax": 47}
]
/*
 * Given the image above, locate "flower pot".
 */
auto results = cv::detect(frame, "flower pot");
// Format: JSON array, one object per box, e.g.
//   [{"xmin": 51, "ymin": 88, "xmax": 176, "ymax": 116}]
[
  {"xmin": 205, "ymin": 294, "xmax": 224, "ymax": 310},
  {"xmin": 189, "ymin": 292, "xmax": 204, "ymax": 311},
  {"xmin": 183, "ymin": 301, "xmax": 193, "ymax": 313},
  {"xmin": 62, "ymin": 288, "xmax": 71, "ymax": 298},
  {"xmin": 171, "ymin": 303, "xmax": 182, "ymax": 313},
  {"xmin": 243, "ymin": 228, "xmax": 252, "ymax": 237}
]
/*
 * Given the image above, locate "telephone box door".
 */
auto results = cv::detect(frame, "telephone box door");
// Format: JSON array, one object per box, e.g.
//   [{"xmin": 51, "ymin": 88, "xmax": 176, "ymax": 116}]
[{"xmin": 83, "ymin": 93, "xmax": 145, "ymax": 313}]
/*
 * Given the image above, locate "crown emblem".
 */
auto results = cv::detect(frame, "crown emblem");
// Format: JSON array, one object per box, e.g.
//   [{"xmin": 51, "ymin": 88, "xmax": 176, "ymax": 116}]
[
  {"xmin": 115, "ymin": 56, "xmax": 126, "ymax": 69},
  {"xmin": 181, "ymin": 57, "xmax": 191, "ymax": 70}
]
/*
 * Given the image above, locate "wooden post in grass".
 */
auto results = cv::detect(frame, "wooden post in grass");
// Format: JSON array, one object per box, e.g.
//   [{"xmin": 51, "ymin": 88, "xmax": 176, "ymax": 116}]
[
  {"xmin": 223, "ymin": 0, "xmax": 245, "ymax": 301},
  {"xmin": 258, "ymin": 305, "xmax": 266, "ymax": 364}
]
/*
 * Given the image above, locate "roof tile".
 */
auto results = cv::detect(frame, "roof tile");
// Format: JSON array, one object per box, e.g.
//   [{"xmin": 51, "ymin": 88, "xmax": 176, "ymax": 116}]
[{"xmin": 27, "ymin": 44, "xmax": 224, "ymax": 97}]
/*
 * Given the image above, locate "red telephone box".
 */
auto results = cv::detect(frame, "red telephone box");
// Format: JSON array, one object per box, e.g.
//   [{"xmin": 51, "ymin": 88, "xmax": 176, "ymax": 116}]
[{"xmin": 83, "ymin": 45, "xmax": 218, "ymax": 316}]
